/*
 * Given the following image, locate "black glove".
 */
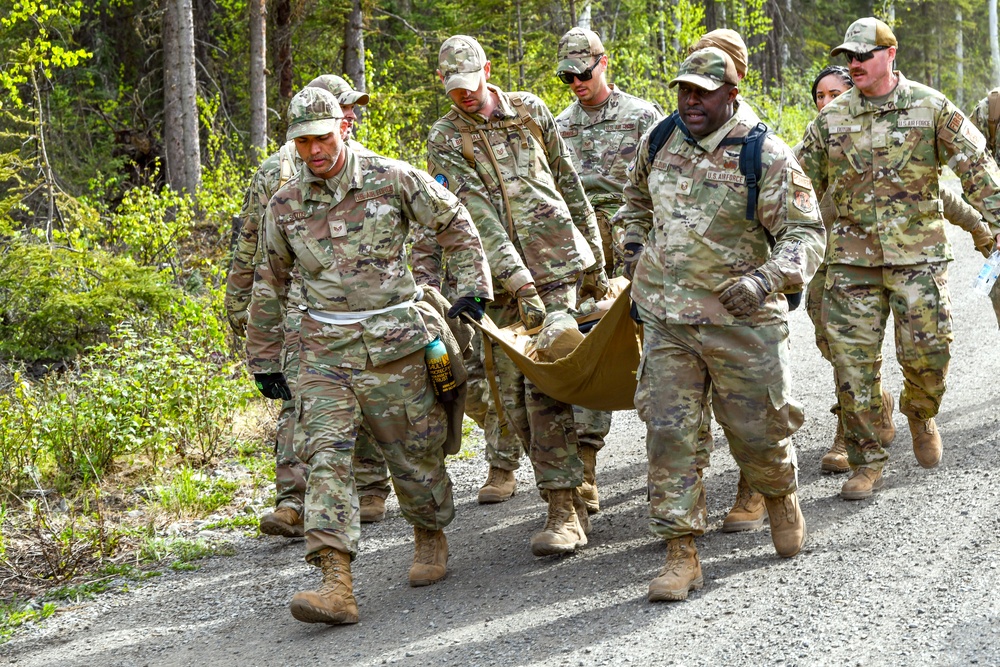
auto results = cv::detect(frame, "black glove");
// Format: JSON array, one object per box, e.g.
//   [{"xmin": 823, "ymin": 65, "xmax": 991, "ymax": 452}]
[
  {"xmin": 717, "ymin": 271, "xmax": 771, "ymax": 318},
  {"xmin": 254, "ymin": 372, "xmax": 292, "ymax": 400},
  {"xmin": 447, "ymin": 295, "xmax": 486, "ymax": 321},
  {"xmin": 629, "ymin": 299, "xmax": 643, "ymax": 324},
  {"xmin": 622, "ymin": 243, "xmax": 643, "ymax": 281},
  {"xmin": 786, "ymin": 291, "xmax": 802, "ymax": 311}
]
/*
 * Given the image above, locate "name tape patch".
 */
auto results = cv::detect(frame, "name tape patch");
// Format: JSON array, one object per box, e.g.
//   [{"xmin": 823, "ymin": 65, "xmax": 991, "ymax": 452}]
[
  {"xmin": 830, "ymin": 124, "xmax": 862, "ymax": 134},
  {"xmin": 706, "ymin": 170, "xmax": 746, "ymax": 185},
  {"xmin": 604, "ymin": 122, "xmax": 636, "ymax": 132},
  {"xmin": 355, "ymin": 185, "xmax": 395, "ymax": 202},
  {"xmin": 791, "ymin": 172, "xmax": 812, "ymax": 189},
  {"xmin": 898, "ymin": 118, "xmax": 932, "ymax": 128}
]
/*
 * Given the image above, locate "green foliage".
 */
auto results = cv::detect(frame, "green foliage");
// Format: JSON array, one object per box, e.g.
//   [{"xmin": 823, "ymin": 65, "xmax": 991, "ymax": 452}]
[
  {"xmin": 153, "ymin": 467, "xmax": 239, "ymax": 518},
  {"xmin": 0, "ymin": 240, "xmax": 179, "ymax": 362},
  {"xmin": 0, "ymin": 597, "xmax": 56, "ymax": 643},
  {"xmin": 201, "ymin": 515, "xmax": 260, "ymax": 532},
  {"xmin": 139, "ymin": 536, "xmax": 236, "ymax": 570}
]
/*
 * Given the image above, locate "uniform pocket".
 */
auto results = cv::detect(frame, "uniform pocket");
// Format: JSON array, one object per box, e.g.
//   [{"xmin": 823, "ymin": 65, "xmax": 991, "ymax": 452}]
[{"xmin": 284, "ymin": 221, "xmax": 333, "ymax": 276}]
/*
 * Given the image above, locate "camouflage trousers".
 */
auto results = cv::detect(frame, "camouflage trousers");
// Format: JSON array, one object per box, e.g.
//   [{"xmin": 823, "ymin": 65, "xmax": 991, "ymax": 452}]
[
  {"xmin": 635, "ymin": 317, "xmax": 801, "ymax": 540},
  {"xmin": 463, "ymin": 329, "xmax": 528, "ymax": 469},
  {"xmin": 296, "ymin": 333, "xmax": 453, "ymax": 561},
  {"xmin": 821, "ymin": 263, "xmax": 953, "ymax": 470},
  {"xmin": 274, "ymin": 312, "xmax": 391, "ymax": 514},
  {"xmin": 991, "ymin": 277, "xmax": 1000, "ymax": 329},
  {"xmin": 485, "ymin": 280, "xmax": 584, "ymax": 490}
]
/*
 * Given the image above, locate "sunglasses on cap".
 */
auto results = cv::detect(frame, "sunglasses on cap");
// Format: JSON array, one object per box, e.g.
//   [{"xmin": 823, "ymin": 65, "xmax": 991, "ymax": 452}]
[
  {"xmin": 557, "ymin": 56, "xmax": 603, "ymax": 84},
  {"xmin": 843, "ymin": 45, "xmax": 888, "ymax": 64}
]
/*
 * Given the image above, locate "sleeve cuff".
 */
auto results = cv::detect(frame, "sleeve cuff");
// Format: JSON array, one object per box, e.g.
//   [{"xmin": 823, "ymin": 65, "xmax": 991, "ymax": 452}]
[{"xmin": 504, "ymin": 269, "xmax": 535, "ymax": 295}]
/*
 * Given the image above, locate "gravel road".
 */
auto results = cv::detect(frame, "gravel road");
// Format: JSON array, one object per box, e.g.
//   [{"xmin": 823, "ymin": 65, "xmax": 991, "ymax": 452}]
[{"xmin": 3, "ymin": 224, "xmax": 999, "ymax": 667}]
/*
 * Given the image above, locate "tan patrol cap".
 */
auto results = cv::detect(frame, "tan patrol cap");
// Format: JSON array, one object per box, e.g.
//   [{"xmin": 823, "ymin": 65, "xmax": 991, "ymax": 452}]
[
  {"xmin": 438, "ymin": 35, "xmax": 488, "ymax": 93},
  {"xmin": 691, "ymin": 29, "xmax": 748, "ymax": 80},
  {"xmin": 830, "ymin": 17, "xmax": 897, "ymax": 57},
  {"xmin": 557, "ymin": 27, "xmax": 605, "ymax": 74},
  {"xmin": 307, "ymin": 74, "xmax": 370, "ymax": 106},
  {"xmin": 670, "ymin": 47, "xmax": 739, "ymax": 92}
]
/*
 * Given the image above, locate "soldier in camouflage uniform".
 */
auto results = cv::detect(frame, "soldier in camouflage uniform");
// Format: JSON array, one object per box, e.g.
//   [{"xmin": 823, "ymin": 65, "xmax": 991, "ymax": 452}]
[
  {"xmin": 554, "ymin": 27, "xmax": 662, "ymax": 514},
  {"xmin": 247, "ymin": 87, "xmax": 493, "ymax": 625},
  {"xmin": 970, "ymin": 88, "xmax": 1000, "ymax": 326},
  {"xmin": 797, "ymin": 18, "xmax": 1000, "ymax": 500},
  {"xmin": 618, "ymin": 48, "xmax": 825, "ymax": 601},
  {"xmin": 224, "ymin": 76, "xmax": 392, "ymax": 536},
  {"xmin": 428, "ymin": 34, "xmax": 607, "ymax": 555}
]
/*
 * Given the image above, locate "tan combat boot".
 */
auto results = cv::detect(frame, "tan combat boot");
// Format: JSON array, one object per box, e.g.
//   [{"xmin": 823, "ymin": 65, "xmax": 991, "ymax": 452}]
[
  {"xmin": 530, "ymin": 488, "xmax": 587, "ymax": 556},
  {"xmin": 722, "ymin": 471, "xmax": 766, "ymax": 533},
  {"xmin": 821, "ymin": 419, "xmax": 850, "ymax": 473},
  {"xmin": 840, "ymin": 466, "xmax": 884, "ymax": 500},
  {"xmin": 764, "ymin": 492, "xmax": 806, "ymax": 558},
  {"xmin": 908, "ymin": 416, "xmax": 942, "ymax": 469},
  {"xmin": 259, "ymin": 506, "xmax": 304, "ymax": 538},
  {"xmin": 477, "ymin": 466, "xmax": 516, "ymax": 504},
  {"xmin": 290, "ymin": 548, "xmax": 359, "ymax": 624},
  {"xmin": 577, "ymin": 445, "xmax": 600, "ymax": 514},
  {"xmin": 877, "ymin": 390, "xmax": 897, "ymax": 447},
  {"xmin": 573, "ymin": 489, "xmax": 592, "ymax": 535},
  {"xmin": 359, "ymin": 495, "xmax": 386, "ymax": 523},
  {"xmin": 409, "ymin": 527, "xmax": 448, "ymax": 587},
  {"xmin": 648, "ymin": 535, "xmax": 703, "ymax": 602}
]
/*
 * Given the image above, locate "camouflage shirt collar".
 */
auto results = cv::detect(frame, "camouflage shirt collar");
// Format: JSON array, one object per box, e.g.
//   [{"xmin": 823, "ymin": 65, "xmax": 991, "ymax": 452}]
[
  {"xmin": 455, "ymin": 84, "xmax": 515, "ymax": 123},
  {"xmin": 297, "ymin": 148, "xmax": 362, "ymax": 206},
  {"xmin": 848, "ymin": 70, "xmax": 909, "ymax": 116},
  {"xmin": 687, "ymin": 110, "xmax": 742, "ymax": 154},
  {"xmin": 577, "ymin": 84, "xmax": 619, "ymax": 124}
]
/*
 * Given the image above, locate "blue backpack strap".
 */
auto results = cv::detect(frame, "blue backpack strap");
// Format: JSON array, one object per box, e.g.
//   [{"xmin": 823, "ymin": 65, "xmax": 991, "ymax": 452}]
[{"xmin": 720, "ymin": 121, "xmax": 772, "ymax": 221}]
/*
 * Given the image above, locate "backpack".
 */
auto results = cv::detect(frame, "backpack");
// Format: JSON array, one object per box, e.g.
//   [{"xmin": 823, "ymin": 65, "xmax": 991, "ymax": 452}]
[
  {"xmin": 647, "ymin": 110, "xmax": 771, "ymax": 222},
  {"xmin": 988, "ymin": 89, "xmax": 1000, "ymax": 158}
]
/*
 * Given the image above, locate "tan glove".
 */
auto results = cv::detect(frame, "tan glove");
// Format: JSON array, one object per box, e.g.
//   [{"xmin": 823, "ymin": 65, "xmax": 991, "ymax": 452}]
[
  {"xmin": 516, "ymin": 284, "xmax": 547, "ymax": 329},
  {"xmin": 971, "ymin": 222, "xmax": 998, "ymax": 259},
  {"xmin": 580, "ymin": 267, "xmax": 610, "ymax": 301},
  {"xmin": 716, "ymin": 271, "xmax": 771, "ymax": 318}
]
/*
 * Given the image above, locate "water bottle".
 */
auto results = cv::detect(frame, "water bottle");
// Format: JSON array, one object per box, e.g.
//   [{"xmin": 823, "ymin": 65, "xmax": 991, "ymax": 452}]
[
  {"xmin": 971, "ymin": 250, "xmax": 1000, "ymax": 296},
  {"xmin": 424, "ymin": 336, "xmax": 458, "ymax": 403}
]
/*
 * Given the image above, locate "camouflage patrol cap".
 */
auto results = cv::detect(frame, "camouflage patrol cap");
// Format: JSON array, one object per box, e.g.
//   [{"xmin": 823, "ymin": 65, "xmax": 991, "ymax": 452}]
[
  {"xmin": 830, "ymin": 17, "xmax": 897, "ymax": 57},
  {"xmin": 692, "ymin": 29, "xmax": 748, "ymax": 80},
  {"xmin": 307, "ymin": 74, "xmax": 370, "ymax": 106},
  {"xmin": 669, "ymin": 47, "xmax": 739, "ymax": 92},
  {"xmin": 556, "ymin": 27, "xmax": 604, "ymax": 74},
  {"xmin": 286, "ymin": 87, "xmax": 344, "ymax": 141},
  {"xmin": 438, "ymin": 35, "xmax": 488, "ymax": 93}
]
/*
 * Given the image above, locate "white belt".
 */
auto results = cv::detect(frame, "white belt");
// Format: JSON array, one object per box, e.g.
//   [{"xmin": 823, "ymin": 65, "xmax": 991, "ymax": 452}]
[{"xmin": 307, "ymin": 287, "xmax": 423, "ymax": 325}]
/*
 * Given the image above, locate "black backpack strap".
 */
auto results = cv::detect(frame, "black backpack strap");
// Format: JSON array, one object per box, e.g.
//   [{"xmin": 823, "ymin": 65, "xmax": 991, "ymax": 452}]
[
  {"xmin": 720, "ymin": 121, "xmax": 772, "ymax": 221},
  {"xmin": 647, "ymin": 111, "xmax": 680, "ymax": 162}
]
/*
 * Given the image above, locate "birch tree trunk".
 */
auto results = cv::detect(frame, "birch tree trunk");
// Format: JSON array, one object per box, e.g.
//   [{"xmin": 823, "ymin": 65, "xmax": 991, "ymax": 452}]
[
  {"xmin": 163, "ymin": 0, "xmax": 183, "ymax": 191},
  {"xmin": 955, "ymin": 9, "xmax": 963, "ymax": 108},
  {"xmin": 992, "ymin": 0, "xmax": 1000, "ymax": 86},
  {"xmin": 344, "ymin": 0, "xmax": 366, "ymax": 92},
  {"xmin": 577, "ymin": 0, "xmax": 591, "ymax": 29},
  {"xmin": 249, "ymin": 0, "xmax": 267, "ymax": 157},
  {"xmin": 177, "ymin": 0, "xmax": 200, "ymax": 192}
]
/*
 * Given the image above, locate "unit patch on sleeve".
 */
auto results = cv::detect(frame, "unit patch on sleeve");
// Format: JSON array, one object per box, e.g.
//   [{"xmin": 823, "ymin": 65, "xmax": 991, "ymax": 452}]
[{"xmin": 435, "ymin": 173, "xmax": 449, "ymax": 190}]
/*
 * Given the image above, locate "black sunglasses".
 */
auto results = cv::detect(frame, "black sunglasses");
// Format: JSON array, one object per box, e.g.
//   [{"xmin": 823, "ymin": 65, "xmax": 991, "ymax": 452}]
[
  {"xmin": 557, "ymin": 56, "xmax": 603, "ymax": 84},
  {"xmin": 843, "ymin": 46, "xmax": 888, "ymax": 64}
]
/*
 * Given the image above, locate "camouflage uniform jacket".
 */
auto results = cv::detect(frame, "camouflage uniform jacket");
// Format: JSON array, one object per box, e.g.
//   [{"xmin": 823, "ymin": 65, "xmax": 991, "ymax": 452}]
[
  {"xmin": 226, "ymin": 139, "xmax": 380, "ymax": 325},
  {"xmin": 426, "ymin": 84, "xmax": 603, "ymax": 295},
  {"xmin": 970, "ymin": 88, "xmax": 1000, "ymax": 162},
  {"xmin": 246, "ymin": 148, "xmax": 493, "ymax": 373},
  {"xmin": 555, "ymin": 85, "xmax": 662, "ymax": 219},
  {"xmin": 797, "ymin": 73, "xmax": 1000, "ymax": 265},
  {"xmin": 618, "ymin": 106, "xmax": 826, "ymax": 326}
]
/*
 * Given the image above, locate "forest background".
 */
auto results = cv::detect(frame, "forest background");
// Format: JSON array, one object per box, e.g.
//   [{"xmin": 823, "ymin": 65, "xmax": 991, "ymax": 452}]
[{"xmin": 1, "ymin": 0, "xmax": 999, "ymax": 637}]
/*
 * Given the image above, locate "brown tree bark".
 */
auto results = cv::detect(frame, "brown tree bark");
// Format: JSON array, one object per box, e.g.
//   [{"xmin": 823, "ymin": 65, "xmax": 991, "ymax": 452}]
[
  {"xmin": 275, "ymin": 0, "xmax": 294, "ymax": 100},
  {"xmin": 344, "ymin": 0, "xmax": 366, "ymax": 92}
]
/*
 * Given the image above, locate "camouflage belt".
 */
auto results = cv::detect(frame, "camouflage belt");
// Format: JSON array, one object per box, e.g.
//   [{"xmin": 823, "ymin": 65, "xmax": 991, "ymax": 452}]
[{"xmin": 308, "ymin": 287, "xmax": 424, "ymax": 325}]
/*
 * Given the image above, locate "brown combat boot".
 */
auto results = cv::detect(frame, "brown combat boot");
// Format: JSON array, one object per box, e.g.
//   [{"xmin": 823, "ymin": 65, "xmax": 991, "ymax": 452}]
[
  {"xmin": 764, "ymin": 492, "xmax": 806, "ymax": 558},
  {"xmin": 477, "ymin": 466, "xmax": 516, "ymax": 504},
  {"xmin": 908, "ymin": 416, "xmax": 942, "ymax": 469},
  {"xmin": 290, "ymin": 548, "xmax": 359, "ymax": 624},
  {"xmin": 359, "ymin": 495, "xmax": 386, "ymax": 523},
  {"xmin": 722, "ymin": 471, "xmax": 766, "ymax": 532},
  {"xmin": 573, "ymin": 489, "xmax": 592, "ymax": 535},
  {"xmin": 840, "ymin": 466, "xmax": 884, "ymax": 500},
  {"xmin": 821, "ymin": 419, "xmax": 850, "ymax": 473},
  {"xmin": 648, "ymin": 535, "xmax": 703, "ymax": 602},
  {"xmin": 577, "ymin": 445, "xmax": 600, "ymax": 513},
  {"xmin": 409, "ymin": 527, "xmax": 448, "ymax": 587},
  {"xmin": 877, "ymin": 390, "xmax": 897, "ymax": 447},
  {"xmin": 259, "ymin": 506, "xmax": 304, "ymax": 538},
  {"xmin": 530, "ymin": 488, "xmax": 587, "ymax": 556}
]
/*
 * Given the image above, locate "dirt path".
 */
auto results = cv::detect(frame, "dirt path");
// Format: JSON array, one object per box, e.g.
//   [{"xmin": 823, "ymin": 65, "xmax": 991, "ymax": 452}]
[{"xmin": 4, "ymin": 227, "xmax": 999, "ymax": 667}]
